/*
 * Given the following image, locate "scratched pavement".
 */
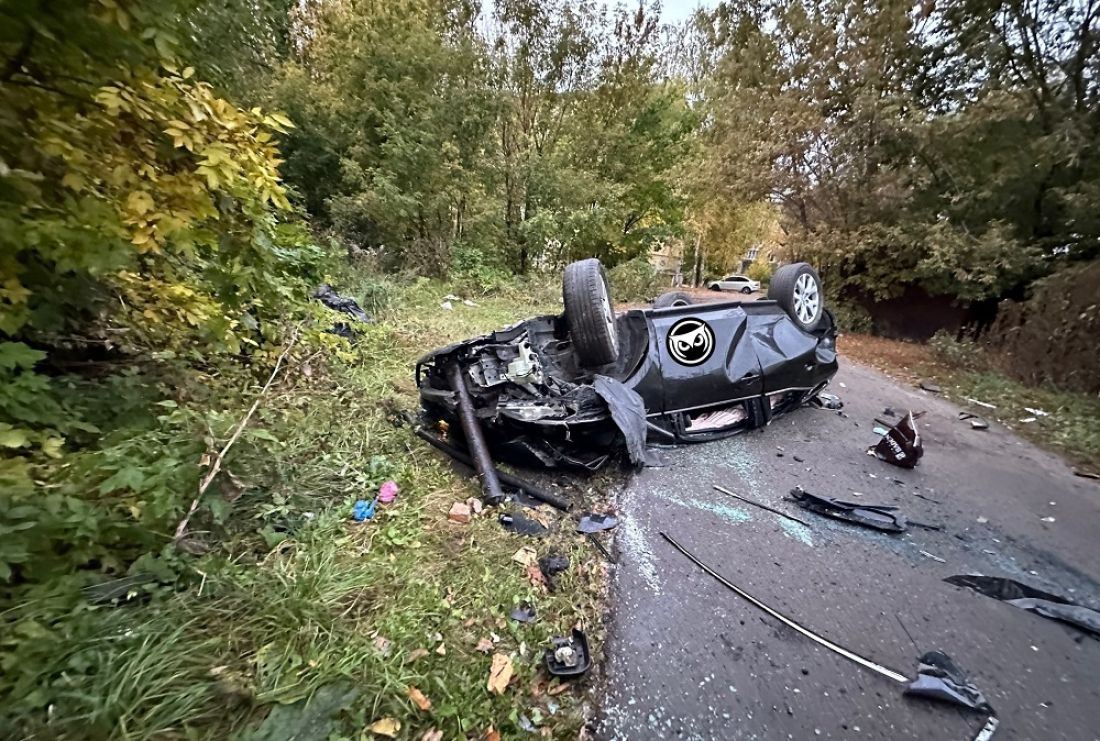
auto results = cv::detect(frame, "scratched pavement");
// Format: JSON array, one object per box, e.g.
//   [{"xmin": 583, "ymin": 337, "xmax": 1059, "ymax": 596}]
[{"xmin": 596, "ymin": 360, "xmax": 1100, "ymax": 741}]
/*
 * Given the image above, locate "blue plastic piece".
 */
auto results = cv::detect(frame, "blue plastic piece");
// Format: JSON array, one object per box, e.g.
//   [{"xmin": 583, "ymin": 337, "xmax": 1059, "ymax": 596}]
[{"xmin": 352, "ymin": 499, "xmax": 376, "ymax": 521}]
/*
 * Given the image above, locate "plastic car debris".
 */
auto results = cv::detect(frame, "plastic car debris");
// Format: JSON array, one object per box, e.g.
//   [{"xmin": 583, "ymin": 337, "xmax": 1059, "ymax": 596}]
[
  {"xmin": 510, "ymin": 602, "xmax": 537, "ymax": 623},
  {"xmin": 965, "ymin": 397, "xmax": 997, "ymax": 409},
  {"xmin": 945, "ymin": 574, "xmax": 1100, "ymax": 636},
  {"xmin": 352, "ymin": 499, "xmax": 376, "ymax": 521},
  {"xmin": 958, "ymin": 412, "xmax": 989, "ymax": 430},
  {"xmin": 499, "ymin": 511, "xmax": 548, "ymax": 537},
  {"xmin": 661, "ymin": 531, "xmax": 909, "ymax": 683},
  {"xmin": 413, "ymin": 427, "xmax": 569, "ymax": 510},
  {"xmin": 810, "ymin": 391, "xmax": 843, "ymax": 410},
  {"xmin": 576, "ymin": 513, "xmax": 619, "ymax": 534},
  {"xmin": 868, "ymin": 411, "xmax": 924, "ymax": 468},
  {"xmin": 312, "ymin": 284, "xmax": 371, "ymax": 322},
  {"xmin": 714, "ymin": 485, "xmax": 811, "ymax": 527},
  {"xmin": 538, "ymin": 552, "xmax": 570, "ymax": 590},
  {"xmin": 585, "ymin": 533, "xmax": 615, "ymax": 562},
  {"xmin": 904, "ymin": 650, "xmax": 992, "ymax": 713},
  {"xmin": 919, "ymin": 381, "xmax": 941, "ymax": 393},
  {"xmin": 544, "ymin": 629, "xmax": 591, "ymax": 677},
  {"xmin": 788, "ymin": 487, "xmax": 908, "ymax": 533}
]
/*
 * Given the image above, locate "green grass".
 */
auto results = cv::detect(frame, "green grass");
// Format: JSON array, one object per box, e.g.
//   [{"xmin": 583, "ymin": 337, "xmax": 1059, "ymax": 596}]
[
  {"xmin": 2, "ymin": 271, "xmax": 607, "ymax": 739},
  {"xmin": 935, "ymin": 370, "xmax": 1100, "ymax": 469}
]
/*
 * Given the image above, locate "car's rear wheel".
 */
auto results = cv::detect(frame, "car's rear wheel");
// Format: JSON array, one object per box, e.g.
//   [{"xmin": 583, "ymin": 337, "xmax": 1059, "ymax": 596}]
[
  {"xmin": 654, "ymin": 291, "xmax": 693, "ymax": 308},
  {"xmin": 740, "ymin": 286, "xmax": 752, "ymax": 294},
  {"xmin": 563, "ymin": 258, "xmax": 619, "ymax": 366},
  {"xmin": 768, "ymin": 263, "xmax": 824, "ymax": 332}
]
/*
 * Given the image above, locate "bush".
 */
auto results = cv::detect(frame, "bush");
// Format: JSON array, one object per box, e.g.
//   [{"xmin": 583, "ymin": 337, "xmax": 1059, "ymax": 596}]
[
  {"xmin": 608, "ymin": 255, "xmax": 665, "ymax": 302},
  {"xmin": 746, "ymin": 258, "xmax": 774, "ymax": 284},
  {"xmin": 829, "ymin": 300, "xmax": 874, "ymax": 334}
]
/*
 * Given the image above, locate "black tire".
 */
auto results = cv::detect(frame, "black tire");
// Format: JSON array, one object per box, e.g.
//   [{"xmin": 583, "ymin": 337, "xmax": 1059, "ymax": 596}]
[
  {"xmin": 708, "ymin": 284, "xmax": 721, "ymax": 291},
  {"xmin": 740, "ymin": 286, "xmax": 752, "ymax": 294},
  {"xmin": 563, "ymin": 258, "xmax": 619, "ymax": 366},
  {"xmin": 654, "ymin": 291, "xmax": 693, "ymax": 309},
  {"xmin": 768, "ymin": 262, "xmax": 824, "ymax": 332}
]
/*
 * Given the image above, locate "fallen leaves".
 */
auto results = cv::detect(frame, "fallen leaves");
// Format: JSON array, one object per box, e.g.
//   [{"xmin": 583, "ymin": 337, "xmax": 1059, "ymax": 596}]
[
  {"xmin": 547, "ymin": 681, "xmax": 571, "ymax": 696},
  {"xmin": 487, "ymin": 652, "xmax": 514, "ymax": 695},
  {"xmin": 407, "ymin": 686, "xmax": 432, "ymax": 711},
  {"xmin": 525, "ymin": 563, "xmax": 546, "ymax": 591},
  {"xmin": 475, "ymin": 637, "xmax": 494, "ymax": 653},
  {"xmin": 486, "ymin": 727, "xmax": 501, "ymax": 741},
  {"xmin": 511, "ymin": 545, "xmax": 538, "ymax": 566},
  {"xmin": 369, "ymin": 717, "xmax": 401, "ymax": 737},
  {"xmin": 421, "ymin": 731, "xmax": 443, "ymax": 741},
  {"xmin": 404, "ymin": 648, "xmax": 430, "ymax": 664}
]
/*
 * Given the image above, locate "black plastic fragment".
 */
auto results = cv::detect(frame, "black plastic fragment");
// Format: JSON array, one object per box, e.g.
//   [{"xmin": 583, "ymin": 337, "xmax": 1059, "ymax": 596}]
[
  {"xmin": 905, "ymin": 650, "xmax": 992, "ymax": 713},
  {"xmin": 312, "ymin": 284, "xmax": 370, "ymax": 322},
  {"xmin": 868, "ymin": 411, "xmax": 924, "ymax": 468},
  {"xmin": 945, "ymin": 574, "xmax": 1100, "ymax": 637},
  {"xmin": 544, "ymin": 629, "xmax": 591, "ymax": 677},
  {"xmin": 576, "ymin": 513, "xmax": 619, "ymax": 534},
  {"xmin": 593, "ymin": 375, "xmax": 658, "ymax": 467},
  {"xmin": 789, "ymin": 487, "xmax": 908, "ymax": 533},
  {"xmin": 538, "ymin": 551, "xmax": 570, "ymax": 591},
  {"xmin": 499, "ymin": 511, "xmax": 548, "ymax": 537},
  {"xmin": 510, "ymin": 602, "xmax": 537, "ymax": 623}
]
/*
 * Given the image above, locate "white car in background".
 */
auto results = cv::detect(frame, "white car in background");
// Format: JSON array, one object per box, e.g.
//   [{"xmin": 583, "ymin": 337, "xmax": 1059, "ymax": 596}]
[{"xmin": 707, "ymin": 274, "xmax": 760, "ymax": 294}]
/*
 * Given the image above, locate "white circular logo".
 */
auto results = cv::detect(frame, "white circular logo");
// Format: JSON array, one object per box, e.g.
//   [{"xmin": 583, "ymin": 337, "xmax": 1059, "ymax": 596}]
[{"xmin": 667, "ymin": 318, "xmax": 715, "ymax": 366}]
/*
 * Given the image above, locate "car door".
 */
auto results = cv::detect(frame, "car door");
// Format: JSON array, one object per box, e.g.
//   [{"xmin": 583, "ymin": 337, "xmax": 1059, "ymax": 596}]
[{"xmin": 645, "ymin": 304, "xmax": 764, "ymax": 412}]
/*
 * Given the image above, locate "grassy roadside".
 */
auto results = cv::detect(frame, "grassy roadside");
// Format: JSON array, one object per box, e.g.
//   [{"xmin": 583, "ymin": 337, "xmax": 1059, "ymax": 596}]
[
  {"xmin": 2, "ymin": 270, "xmax": 610, "ymax": 739},
  {"xmin": 840, "ymin": 333, "xmax": 1100, "ymax": 471}
]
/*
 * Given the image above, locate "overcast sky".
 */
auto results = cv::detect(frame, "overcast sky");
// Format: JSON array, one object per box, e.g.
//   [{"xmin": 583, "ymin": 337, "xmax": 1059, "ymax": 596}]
[{"xmin": 660, "ymin": 0, "xmax": 717, "ymax": 22}]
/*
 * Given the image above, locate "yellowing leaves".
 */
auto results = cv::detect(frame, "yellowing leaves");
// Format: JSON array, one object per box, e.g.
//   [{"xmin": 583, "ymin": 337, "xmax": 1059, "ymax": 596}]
[
  {"xmin": 126, "ymin": 191, "xmax": 155, "ymax": 216},
  {"xmin": 368, "ymin": 718, "xmax": 401, "ymax": 737},
  {"xmin": 487, "ymin": 652, "xmax": 514, "ymax": 695}
]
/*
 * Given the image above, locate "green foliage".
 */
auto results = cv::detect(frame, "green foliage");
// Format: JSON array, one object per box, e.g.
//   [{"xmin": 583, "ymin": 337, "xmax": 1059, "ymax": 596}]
[
  {"xmin": 745, "ymin": 257, "xmax": 773, "ymax": 285},
  {"xmin": 608, "ymin": 254, "xmax": 665, "ymax": 302}
]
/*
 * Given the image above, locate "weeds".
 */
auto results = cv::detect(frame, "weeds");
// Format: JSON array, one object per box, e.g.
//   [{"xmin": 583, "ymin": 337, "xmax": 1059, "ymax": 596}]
[{"xmin": 1, "ymin": 266, "xmax": 602, "ymax": 739}]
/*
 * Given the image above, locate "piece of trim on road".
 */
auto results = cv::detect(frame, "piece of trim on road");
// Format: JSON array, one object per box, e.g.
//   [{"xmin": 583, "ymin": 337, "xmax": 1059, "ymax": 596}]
[
  {"xmin": 713, "ymin": 485, "xmax": 812, "ymax": 527},
  {"xmin": 659, "ymin": 531, "xmax": 909, "ymax": 684}
]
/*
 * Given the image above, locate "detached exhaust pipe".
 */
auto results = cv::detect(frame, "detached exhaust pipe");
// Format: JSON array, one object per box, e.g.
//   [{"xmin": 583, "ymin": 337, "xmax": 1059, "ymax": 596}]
[{"xmin": 446, "ymin": 363, "xmax": 505, "ymax": 506}]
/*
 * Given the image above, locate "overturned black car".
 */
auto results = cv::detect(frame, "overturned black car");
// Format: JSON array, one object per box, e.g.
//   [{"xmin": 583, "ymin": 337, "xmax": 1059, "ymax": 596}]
[{"xmin": 416, "ymin": 259, "xmax": 838, "ymax": 471}]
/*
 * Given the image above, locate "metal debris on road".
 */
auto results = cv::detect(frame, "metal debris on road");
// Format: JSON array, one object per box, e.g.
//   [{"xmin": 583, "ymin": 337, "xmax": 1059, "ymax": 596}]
[
  {"xmin": 919, "ymin": 549, "xmax": 947, "ymax": 563},
  {"xmin": 958, "ymin": 412, "xmax": 989, "ymax": 430},
  {"xmin": 810, "ymin": 391, "xmax": 844, "ymax": 410},
  {"xmin": 919, "ymin": 381, "xmax": 942, "ymax": 393},
  {"xmin": 447, "ymin": 363, "xmax": 505, "ymax": 505},
  {"xmin": 544, "ymin": 629, "xmax": 591, "ymax": 677},
  {"xmin": 660, "ymin": 531, "xmax": 909, "ymax": 684},
  {"xmin": 945, "ymin": 574, "xmax": 1100, "ymax": 637},
  {"xmin": 905, "ymin": 650, "xmax": 992, "ymax": 712},
  {"xmin": 576, "ymin": 512, "xmax": 619, "ymax": 534},
  {"xmin": 868, "ymin": 411, "xmax": 924, "ymax": 468},
  {"xmin": 713, "ymin": 485, "xmax": 811, "ymax": 527},
  {"xmin": 788, "ymin": 487, "xmax": 908, "ymax": 533},
  {"xmin": 964, "ymin": 397, "xmax": 997, "ymax": 409}
]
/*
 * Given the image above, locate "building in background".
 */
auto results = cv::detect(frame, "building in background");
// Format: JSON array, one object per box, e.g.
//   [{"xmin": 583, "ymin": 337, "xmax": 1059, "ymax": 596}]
[{"xmin": 650, "ymin": 238, "xmax": 684, "ymax": 286}]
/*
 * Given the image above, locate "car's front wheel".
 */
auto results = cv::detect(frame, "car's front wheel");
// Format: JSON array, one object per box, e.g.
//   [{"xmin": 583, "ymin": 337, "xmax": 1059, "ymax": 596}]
[
  {"xmin": 740, "ymin": 286, "xmax": 752, "ymax": 294},
  {"xmin": 563, "ymin": 258, "xmax": 619, "ymax": 366},
  {"xmin": 768, "ymin": 263, "xmax": 824, "ymax": 332}
]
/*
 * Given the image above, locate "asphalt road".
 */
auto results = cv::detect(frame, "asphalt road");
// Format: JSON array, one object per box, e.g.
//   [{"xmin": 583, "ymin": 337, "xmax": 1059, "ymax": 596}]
[{"xmin": 596, "ymin": 360, "xmax": 1100, "ymax": 741}]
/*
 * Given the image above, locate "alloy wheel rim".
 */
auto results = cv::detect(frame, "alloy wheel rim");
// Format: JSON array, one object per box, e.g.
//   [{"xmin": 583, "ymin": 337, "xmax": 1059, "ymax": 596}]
[{"xmin": 793, "ymin": 273, "xmax": 820, "ymax": 324}]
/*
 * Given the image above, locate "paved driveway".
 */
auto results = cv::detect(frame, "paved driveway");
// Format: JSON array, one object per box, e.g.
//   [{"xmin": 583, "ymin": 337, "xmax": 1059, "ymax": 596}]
[{"xmin": 597, "ymin": 361, "xmax": 1100, "ymax": 741}]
